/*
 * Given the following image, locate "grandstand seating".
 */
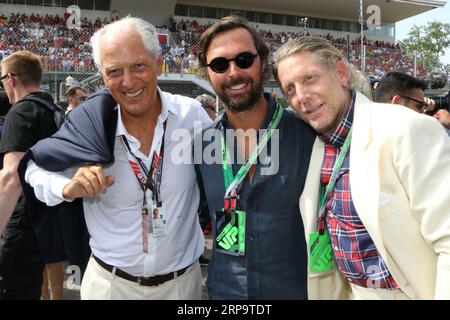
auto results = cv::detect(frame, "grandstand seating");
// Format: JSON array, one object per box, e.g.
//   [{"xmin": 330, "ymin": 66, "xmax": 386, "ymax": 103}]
[{"xmin": 0, "ymin": 13, "xmax": 427, "ymax": 79}]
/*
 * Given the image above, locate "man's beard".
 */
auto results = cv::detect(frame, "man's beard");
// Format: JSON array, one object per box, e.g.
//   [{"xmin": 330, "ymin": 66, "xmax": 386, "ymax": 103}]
[{"xmin": 218, "ymin": 76, "xmax": 263, "ymax": 112}]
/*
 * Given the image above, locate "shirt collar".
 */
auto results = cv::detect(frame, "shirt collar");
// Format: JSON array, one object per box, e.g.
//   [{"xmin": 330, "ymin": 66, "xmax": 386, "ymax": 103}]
[{"xmin": 319, "ymin": 91, "xmax": 355, "ymax": 148}]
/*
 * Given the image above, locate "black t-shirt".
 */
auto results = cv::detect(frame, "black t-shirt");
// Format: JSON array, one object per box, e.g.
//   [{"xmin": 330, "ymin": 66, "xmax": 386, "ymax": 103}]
[
  {"xmin": 0, "ymin": 91, "xmax": 57, "ymax": 236},
  {"xmin": 0, "ymin": 91, "xmax": 56, "ymax": 155}
]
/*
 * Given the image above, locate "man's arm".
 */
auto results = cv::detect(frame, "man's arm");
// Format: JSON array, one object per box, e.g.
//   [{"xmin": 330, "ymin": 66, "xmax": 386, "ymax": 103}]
[
  {"xmin": 25, "ymin": 161, "xmax": 114, "ymax": 204},
  {"xmin": 0, "ymin": 151, "xmax": 24, "ymax": 233},
  {"xmin": 393, "ymin": 115, "xmax": 450, "ymax": 299}
]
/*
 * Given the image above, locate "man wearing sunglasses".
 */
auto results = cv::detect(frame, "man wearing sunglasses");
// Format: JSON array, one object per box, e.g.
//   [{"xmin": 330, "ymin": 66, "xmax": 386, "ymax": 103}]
[
  {"xmin": 375, "ymin": 72, "xmax": 450, "ymax": 136},
  {"xmin": 65, "ymin": 85, "xmax": 89, "ymax": 114},
  {"xmin": 0, "ymin": 51, "xmax": 59, "ymax": 299},
  {"xmin": 195, "ymin": 16, "xmax": 316, "ymax": 299},
  {"xmin": 374, "ymin": 72, "xmax": 431, "ymax": 113}
]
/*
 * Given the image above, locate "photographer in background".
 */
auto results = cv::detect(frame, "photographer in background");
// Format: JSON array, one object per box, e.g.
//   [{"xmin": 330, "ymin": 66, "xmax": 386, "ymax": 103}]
[
  {"xmin": 374, "ymin": 72, "xmax": 431, "ymax": 113},
  {"xmin": 375, "ymin": 72, "xmax": 450, "ymax": 137}
]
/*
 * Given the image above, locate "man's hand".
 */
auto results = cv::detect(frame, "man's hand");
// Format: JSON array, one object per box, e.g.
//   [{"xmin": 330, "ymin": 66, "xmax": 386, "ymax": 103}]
[
  {"xmin": 434, "ymin": 109, "xmax": 450, "ymax": 129},
  {"xmin": 422, "ymin": 97, "xmax": 436, "ymax": 115},
  {"xmin": 62, "ymin": 164, "xmax": 114, "ymax": 199}
]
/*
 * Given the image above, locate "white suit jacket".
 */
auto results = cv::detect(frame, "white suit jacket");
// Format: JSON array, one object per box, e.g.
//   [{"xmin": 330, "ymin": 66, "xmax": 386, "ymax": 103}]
[{"xmin": 300, "ymin": 92, "xmax": 450, "ymax": 300}]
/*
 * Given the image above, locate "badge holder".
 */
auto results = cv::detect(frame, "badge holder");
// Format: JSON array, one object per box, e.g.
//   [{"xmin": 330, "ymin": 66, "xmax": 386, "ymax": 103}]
[
  {"xmin": 215, "ymin": 195, "xmax": 246, "ymax": 256},
  {"xmin": 151, "ymin": 205, "xmax": 167, "ymax": 238},
  {"xmin": 309, "ymin": 220, "xmax": 333, "ymax": 272}
]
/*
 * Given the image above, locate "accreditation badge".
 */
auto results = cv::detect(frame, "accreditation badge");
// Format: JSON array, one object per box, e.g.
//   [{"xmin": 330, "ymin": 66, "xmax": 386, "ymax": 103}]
[
  {"xmin": 151, "ymin": 205, "xmax": 168, "ymax": 238},
  {"xmin": 309, "ymin": 230, "xmax": 333, "ymax": 272},
  {"xmin": 215, "ymin": 209, "xmax": 246, "ymax": 256}
]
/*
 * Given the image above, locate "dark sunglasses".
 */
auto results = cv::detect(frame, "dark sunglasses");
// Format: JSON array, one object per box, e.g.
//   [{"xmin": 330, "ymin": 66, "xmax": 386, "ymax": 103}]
[
  {"xmin": 399, "ymin": 95, "xmax": 427, "ymax": 111},
  {"xmin": 206, "ymin": 52, "xmax": 258, "ymax": 74}
]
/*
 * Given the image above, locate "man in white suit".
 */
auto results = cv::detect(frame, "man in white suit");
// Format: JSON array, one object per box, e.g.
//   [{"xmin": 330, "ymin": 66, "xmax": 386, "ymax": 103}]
[{"xmin": 273, "ymin": 37, "xmax": 450, "ymax": 300}]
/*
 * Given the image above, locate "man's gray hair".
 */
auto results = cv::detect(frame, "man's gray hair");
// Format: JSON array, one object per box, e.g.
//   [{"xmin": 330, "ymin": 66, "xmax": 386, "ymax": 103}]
[
  {"xmin": 273, "ymin": 37, "xmax": 366, "ymax": 96},
  {"xmin": 90, "ymin": 16, "xmax": 161, "ymax": 70},
  {"xmin": 195, "ymin": 94, "xmax": 216, "ymax": 110}
]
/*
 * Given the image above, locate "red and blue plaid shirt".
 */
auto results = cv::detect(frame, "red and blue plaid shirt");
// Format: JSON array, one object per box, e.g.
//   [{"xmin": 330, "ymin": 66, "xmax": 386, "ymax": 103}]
[{"xmin": 319, "ymin": 92, "xmax": 398, "ymax": 289}]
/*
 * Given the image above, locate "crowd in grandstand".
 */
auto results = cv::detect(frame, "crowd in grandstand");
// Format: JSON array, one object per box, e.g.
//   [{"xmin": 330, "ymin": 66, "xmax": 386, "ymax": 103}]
[{"xmin": 0, "ymin": 13, "xmax": 426, "ymax": 77}]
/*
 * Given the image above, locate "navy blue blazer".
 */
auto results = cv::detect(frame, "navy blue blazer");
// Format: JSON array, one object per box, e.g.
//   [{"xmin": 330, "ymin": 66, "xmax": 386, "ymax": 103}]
[{"xmin": 17, "ymin": 89, "xmax": 118, "ymax": 245}]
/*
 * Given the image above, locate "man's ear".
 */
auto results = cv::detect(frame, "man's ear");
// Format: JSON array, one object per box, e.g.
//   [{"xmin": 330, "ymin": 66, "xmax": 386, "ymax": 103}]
[
  {"xmin": 335, "ymin": 60, "xmax": 350, "ymax": 87},
  {"xmin": 391, "ymin": 95, "xmax": 402, "ymax": 105},
  {"xmin": 10, "ymin": 74, "xmax": 17, "ymax": 87}
]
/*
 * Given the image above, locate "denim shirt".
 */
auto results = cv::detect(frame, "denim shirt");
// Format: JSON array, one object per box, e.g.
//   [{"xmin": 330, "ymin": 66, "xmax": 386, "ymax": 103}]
[{"xmin": 195, "ymin": 95, "xmax": 316, "ymax": 299}]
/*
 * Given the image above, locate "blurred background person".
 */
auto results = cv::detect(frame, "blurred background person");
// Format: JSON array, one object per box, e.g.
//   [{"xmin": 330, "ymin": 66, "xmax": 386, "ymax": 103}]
[
  {"xmin": 41, "ymin": 85, "xmax": 91, "ymax": 300},
  {"xmin": 0, "ymin": 51, "xmax": 58, "ymax": 300},
  {"xmin": 374, "ymin": 71, "xmax": 429, "ymax": 113},
  {"xmin": 196, "ymin": 93, "xmax": 217, "ymax": 121},
  {"xmin": 65, "ymin": 85, "xmax": 88, "ymax": 114}
]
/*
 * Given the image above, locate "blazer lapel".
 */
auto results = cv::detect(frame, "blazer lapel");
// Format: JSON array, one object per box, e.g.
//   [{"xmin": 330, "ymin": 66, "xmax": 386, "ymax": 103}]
[
  {"xmin": 349, "ymin": 93, "xmax": 389, "ymax": 264},
  {"xmin": 300, "ymin": 138, "xmax": 324, "ymax": 239}
]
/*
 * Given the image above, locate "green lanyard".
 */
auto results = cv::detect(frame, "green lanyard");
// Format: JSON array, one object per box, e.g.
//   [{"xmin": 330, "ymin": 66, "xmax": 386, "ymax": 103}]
[
  {"xmin": 220, "ymin": 103, "xmax": 283, "ymax": 210},
  {"xmin": 309, "ymin": 127, "xmax": 353, "ymax": 272},
  {"xmin": 318, "ymin": 126, "xmax": 353, "ymax": 231}
]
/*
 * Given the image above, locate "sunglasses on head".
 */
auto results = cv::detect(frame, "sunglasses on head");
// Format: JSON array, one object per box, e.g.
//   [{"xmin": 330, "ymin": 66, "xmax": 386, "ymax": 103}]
[{"xmin": 206, "ymin": 52, "xmax": 258, "ymax": 74}]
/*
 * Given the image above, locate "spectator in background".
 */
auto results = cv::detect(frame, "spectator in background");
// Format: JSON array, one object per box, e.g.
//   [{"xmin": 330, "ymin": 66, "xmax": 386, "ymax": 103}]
[
  {"xmin": 111, "ymin": 10, "xmax": 120, "ymax": 22},
  {"xmin": 40, "ymin": 84, "xmax": 91, "ymax": 300},
  {"xmin": 0, "ymin": 51, "xmax": 58, "ymax": 299},
  {"xmin": 194, "ymin": 93, "xmax": 218, "ymax": 267},
  {"xmin": 65, "ymin": 85, "xmax": 88, "ymax": 114},
  {"xmin": 196, "ymin": 94, "xmax": 217, "ymax": 121},
  {"xmin": 375, "ymin": 72, "xmax": 449, "ymax": 136},
  {"xmin": 374, "ymin": 71, "xmax": 429, "ymax": 113}
]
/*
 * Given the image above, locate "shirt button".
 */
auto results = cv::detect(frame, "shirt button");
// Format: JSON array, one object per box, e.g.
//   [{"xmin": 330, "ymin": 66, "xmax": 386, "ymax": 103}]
[
  {"xmin": 328, "ymin": 213, "xmax": 335, "ymax": 218},
  {"xmin": 334, "ymin": 246, "xmax": 339, "ymax": 251},
  {"xmin": 249, "ymin": 235, "xmax": 255, "ymax": 241}
]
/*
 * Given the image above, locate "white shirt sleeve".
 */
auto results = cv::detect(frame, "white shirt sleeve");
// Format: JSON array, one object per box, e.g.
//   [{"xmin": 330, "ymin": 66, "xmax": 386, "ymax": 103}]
[{"xmin": 25, "ymin": 160, "xmax": 78, "ymax": 206}]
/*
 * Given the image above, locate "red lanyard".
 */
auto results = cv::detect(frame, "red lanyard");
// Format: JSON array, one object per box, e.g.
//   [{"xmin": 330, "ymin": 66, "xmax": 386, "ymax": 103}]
[{"xmin": 120, "ymin": 121, "xmax": 166, "ymax": 207}]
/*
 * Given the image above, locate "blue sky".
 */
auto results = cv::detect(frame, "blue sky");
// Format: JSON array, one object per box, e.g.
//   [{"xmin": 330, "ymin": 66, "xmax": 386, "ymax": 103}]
[{"xmin": 395, "ymin": 1, "xmax": 450, "ymax": 64}]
